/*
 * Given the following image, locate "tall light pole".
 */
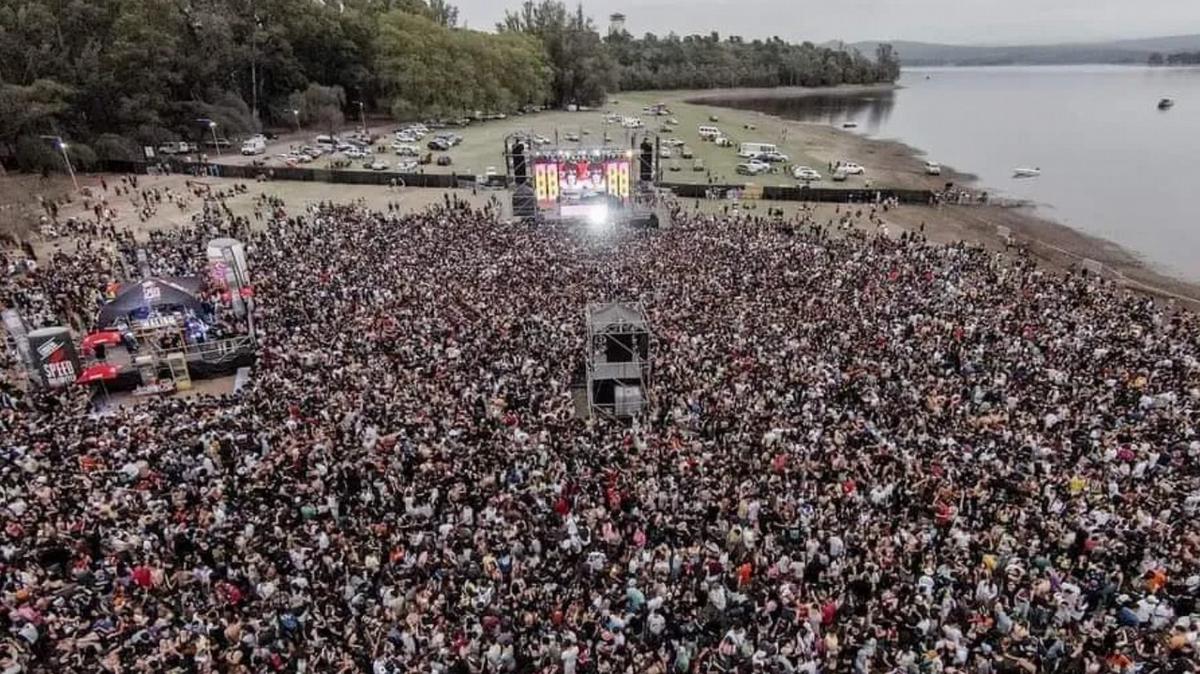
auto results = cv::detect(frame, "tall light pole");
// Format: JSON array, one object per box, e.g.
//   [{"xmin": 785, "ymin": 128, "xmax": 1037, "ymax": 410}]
[
  {"xmin": 41, "ymin": 135, "xmax": 79, "ymax": 191},
  {"xmin": 197, "ymin": 118, "xmax": 221, "ymax": 157},
  {"xmin": 208, "ymin": 120, "xmax": 221, "ymax": 157},
  {"xmin": 355, "ymin": 101, "xmax": 367, "ymax": 136},
  {"xmin": 291, "ymin": 109, "xmax": 301, "ymax": 134}
]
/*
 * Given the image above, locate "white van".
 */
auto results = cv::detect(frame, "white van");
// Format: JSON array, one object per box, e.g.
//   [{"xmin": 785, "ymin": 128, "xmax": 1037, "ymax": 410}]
[
  {"xmin": 157, "ymin": 141, "xmax": 199, "ymax": 155},
  {"xmin": 698, "ymin": 125, "xmax": 721, "ymax": 140},
  {"xmin": 738, "ymin": 142, "xmax": 777, "ymax": 158},
  {"xmin": 240, "ymin": 137, "xmax": 266, "ymax": 155}
]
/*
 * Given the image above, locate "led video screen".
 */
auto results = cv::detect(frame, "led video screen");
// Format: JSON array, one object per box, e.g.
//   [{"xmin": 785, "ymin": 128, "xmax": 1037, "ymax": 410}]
[{"xmin": 533, "ymin": 159, "xmax": 630, "ymax": 206}]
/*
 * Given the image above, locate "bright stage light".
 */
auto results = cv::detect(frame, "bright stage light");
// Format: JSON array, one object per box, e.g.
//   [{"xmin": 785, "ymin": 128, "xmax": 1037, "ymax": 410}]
[{"xmin": 587, "ymin": 204, "xmax": 610, "ymax": 230}]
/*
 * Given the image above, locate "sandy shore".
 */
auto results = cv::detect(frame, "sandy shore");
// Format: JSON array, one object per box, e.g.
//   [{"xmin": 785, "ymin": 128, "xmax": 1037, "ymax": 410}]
[
  {"xmin": 684, "ymin": 83, "xmax": 901, "ymax": 103},
  {"xmin": 644, "ymin": 85, "xmax": 1200, "ymax": 309}
]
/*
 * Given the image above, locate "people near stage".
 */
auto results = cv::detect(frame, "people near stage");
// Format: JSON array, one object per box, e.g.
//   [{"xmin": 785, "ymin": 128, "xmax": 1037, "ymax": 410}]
[{"xmin": 0, "ymin": 194, "xmax": 1197, "ymax": 674}]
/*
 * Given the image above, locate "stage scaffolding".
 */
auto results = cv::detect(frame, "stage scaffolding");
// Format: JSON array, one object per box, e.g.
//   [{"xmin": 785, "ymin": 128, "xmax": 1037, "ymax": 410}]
[{"xmin": 585, "ymin": 302, "xmax": 652, "ymax": 419}]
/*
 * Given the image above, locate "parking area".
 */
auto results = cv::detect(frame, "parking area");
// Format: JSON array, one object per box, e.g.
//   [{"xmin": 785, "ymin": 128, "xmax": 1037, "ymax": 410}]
[{"xmin": 208, "ymin": 91, "xmax": 951, "ymax": 189}]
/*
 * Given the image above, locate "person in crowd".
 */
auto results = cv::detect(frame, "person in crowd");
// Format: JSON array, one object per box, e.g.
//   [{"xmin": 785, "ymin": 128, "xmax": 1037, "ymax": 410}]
[{"xmin": 0, "ymin": 193, "xmax": 1197, "ymax": 674}]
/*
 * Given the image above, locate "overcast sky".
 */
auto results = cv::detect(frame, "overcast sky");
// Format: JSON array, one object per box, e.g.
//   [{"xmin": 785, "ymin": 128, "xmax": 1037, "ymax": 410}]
[{"xmin": 454, "ymin": 0, "xmax": 1200, "ymax": 45}]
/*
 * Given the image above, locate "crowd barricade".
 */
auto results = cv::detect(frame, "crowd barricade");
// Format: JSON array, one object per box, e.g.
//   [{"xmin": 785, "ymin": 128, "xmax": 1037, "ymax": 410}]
[
  {"xmin": 98, "ymin": 159, "xmax": 473, "ymax": 189},
  {"xmin": 661, "ymin": 181, "xmax": 935, "ymax": 204}
]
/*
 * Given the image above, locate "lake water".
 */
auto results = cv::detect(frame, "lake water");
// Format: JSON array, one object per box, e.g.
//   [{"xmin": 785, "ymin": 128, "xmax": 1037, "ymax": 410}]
[{"xmin": 705, "ymin": 66, "xmax": 1200, "ymax": 281}]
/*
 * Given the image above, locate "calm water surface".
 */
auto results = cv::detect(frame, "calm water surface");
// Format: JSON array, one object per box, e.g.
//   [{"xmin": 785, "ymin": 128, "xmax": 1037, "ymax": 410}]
[{"xmin": 707, "ymin": 66, "xmax": 1200, "ymax": 281}]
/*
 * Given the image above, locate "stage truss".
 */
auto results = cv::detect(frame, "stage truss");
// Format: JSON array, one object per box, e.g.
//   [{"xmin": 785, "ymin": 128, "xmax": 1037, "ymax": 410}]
[{"xmin": 585, "ymin": 301, "xmax": 653, "ymax": 419}]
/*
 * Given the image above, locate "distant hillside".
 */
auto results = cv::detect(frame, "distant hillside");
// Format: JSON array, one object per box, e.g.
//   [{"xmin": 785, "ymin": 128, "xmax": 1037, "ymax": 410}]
[{"xmin": 840, "ymin": 35, "xmax": 1200, "ymax": 66}]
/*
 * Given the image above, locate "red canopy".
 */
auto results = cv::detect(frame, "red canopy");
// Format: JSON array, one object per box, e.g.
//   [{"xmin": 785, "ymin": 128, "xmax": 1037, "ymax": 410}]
[
  {"xmin": 81, "ymin": 330, "xmax": 122, "ymax": 352},
  {"xmin": 75, "ymin": 363, "xmax": 120, "ymax": 385}
]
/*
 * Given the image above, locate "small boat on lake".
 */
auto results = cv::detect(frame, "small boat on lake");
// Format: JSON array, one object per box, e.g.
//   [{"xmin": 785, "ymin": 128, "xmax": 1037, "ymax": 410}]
[
  {"xmin": 842, "ymin": 122, "xmax": 858, "ymax": 129},
  {"xmin": 1012, "ymin": 167, "xmax": 1041, "ymax": 178},
  {"xmin": 1158, "ymin": 98, "xmax": 1175, "ymax": 110}
]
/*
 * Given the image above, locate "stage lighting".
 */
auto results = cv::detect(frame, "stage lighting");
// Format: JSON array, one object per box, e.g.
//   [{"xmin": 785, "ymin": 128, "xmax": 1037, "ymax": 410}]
[{"xmin": 587, "ymin": 204, "xmax": 610, "ymax": 230}]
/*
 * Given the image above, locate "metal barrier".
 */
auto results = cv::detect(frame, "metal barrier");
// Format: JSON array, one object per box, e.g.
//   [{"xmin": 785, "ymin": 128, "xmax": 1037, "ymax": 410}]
[
  {"xmin": 105, "ymin": 159, "xmax": 472, "ymax": 188},
  {"xmin": 661, "ymin": 182, "xmax": 935, "ymax": 204},
  {"xmin": 148, "ymin": 335, "xmax": 255, "ymax": 363},
  {"xmin": 182, "ymin": 335, "xmax": 256, "ymax": 363}
]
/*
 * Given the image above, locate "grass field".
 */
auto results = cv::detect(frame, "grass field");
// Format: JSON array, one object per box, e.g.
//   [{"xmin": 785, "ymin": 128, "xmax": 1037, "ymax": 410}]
[{"xmin": 216, "ymin": 87, "xmax": 953, "ymax": 191}]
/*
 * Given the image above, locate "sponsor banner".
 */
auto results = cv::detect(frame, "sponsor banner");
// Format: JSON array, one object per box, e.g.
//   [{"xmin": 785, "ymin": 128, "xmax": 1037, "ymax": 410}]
[{"xmin": 27, "ymin": 327, "xmax": 82, "ymax": 388}]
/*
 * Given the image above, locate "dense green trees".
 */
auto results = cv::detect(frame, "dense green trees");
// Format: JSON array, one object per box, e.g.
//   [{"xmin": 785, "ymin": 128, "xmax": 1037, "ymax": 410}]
[
  {"xmin": 499, "ymin": 2, "xmax": 616, "ymax": 109},
  {"xmin": 602, "ymin": 31, "xmax": 900, "ymax": 92},
  {"xmin": 1149, "ymin": 50, "xmax": 1200, "ymax": 65},
  {"xmin": 0, "ymin": 0, "xmax": 900, "ymax": 163},
  {"xmin": 375, "ymin": 10, "xmax": 549, "ymax": 120},
  {"xmin": 501, "ymin": 0, "xmax": 900, "ymax": 106},
  {"xmin": 0, "ymin": 0, "xmax": 548, "ymax": 153}
]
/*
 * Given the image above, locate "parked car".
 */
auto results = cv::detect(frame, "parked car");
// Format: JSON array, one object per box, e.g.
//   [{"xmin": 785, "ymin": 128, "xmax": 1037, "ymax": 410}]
[
  {"xmin": 668, "ymin": 160, "xmax": 681, "ymax": 172},
  {"xmin": 364, "ymin": 159, "xmax": 388, "ymax": 171},
  {"xmin": 345, "ymin": 148, "xmax": 370, "ymax": 160},
  {"xmin": 394, "ymin": 132, "xmax": 418, "ymax": 143},
  {"xmin": 831, "ymin": 168, "xmax": 849, "ymax": 182},
  {"xmin": 838, "ymin": 162, "xmax": 866, "ymax": 175},
  {"xmin": 315, "ymin": 134, "xmax": 338, "ymax": 147},
  {"xmin": 393, "ymin": 144, "xmax": 420, "ymax": 156},
  {"xmin": 759, "ymin": 150, "xmax": 790, "ymax": 163},
  {"xmin": 714, "ymin": 136, "xmax": 733, "ymax": 148},
  {"xmin": 681, "ymin": 146, "xmax": 694, "ymax": 159},
  {"xmin": 428, "ymin": 138, "xmax": 451, "ymax": 151},
  {"xmin": 736, "ymin": 161, "xmax": 770, "ymax": 176},
  {"xmin": 564, "ymin": 132, "xmax": 580, "ymax": 142},
  {"xmin": 693, "ymin": 159, "xmax": 705, "ymax": 172},
  {"xmin": 533, "ymin": 135, "xmax": 552, "ymax": 146},
  {"xmin": 395, "ymin": 160, "xmax": 418, "ymax": 172},
  {"xmin": 659, "ymin": 147, "xmax": 672, "ymax": 158},
  {"xmin": 792, "ymin": 166, "xmax": 822, "ymax": 182},
  {"xmin": 157, "ymin": 141, "xmax": 197, "ymax": 155},
  {"xmin": 436, "ymin": 155, "xmax": 453, "ymax": 166},
  {"xmin": 924, "ymin": 161, "xmax": 942, "ymax": 176}
]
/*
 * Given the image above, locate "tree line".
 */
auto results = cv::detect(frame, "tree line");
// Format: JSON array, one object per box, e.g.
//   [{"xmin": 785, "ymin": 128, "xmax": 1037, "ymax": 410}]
[
  {"xmin": 0, "ymin": 0, "xmax": 900, "ymax": 172},
  {"xmin": 1148, "ymin": 51, "xmax": 1200, "ymax": 66}
]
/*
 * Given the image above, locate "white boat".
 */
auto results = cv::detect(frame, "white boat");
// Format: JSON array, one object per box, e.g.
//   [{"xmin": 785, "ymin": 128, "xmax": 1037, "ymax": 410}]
[{"xmin": 1012, "ymin": 167, "xmax": 1041, "ymax": 178}]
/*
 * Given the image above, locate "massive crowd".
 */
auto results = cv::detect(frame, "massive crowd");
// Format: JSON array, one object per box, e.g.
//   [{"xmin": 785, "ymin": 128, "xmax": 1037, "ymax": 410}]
[{"xmin": 0, "ymin": 194, "xmax": 1198, "ymax": 674}]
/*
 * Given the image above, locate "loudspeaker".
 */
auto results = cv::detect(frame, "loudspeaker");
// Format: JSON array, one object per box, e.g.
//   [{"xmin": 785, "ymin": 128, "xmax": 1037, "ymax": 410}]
[
  {"xmin": 639, "ymin": 139, "xmax": 654, "ymax": 183},
  {"xmin": 512, "ymin": 182, "xmax": 536, "ymax": 219},
  {"xmin": 630, "ymin": 213, "xmax": 655, "ymax": 230},
  {"xmin": 512, "ymin": 141, "xmax": 527, "ymax": 185}
]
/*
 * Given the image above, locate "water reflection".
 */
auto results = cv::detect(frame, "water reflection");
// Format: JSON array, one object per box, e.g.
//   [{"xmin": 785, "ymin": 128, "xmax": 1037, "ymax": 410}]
[{"xmin": 696, "ymin": 90, "xmax": 896, "ymax": 132}]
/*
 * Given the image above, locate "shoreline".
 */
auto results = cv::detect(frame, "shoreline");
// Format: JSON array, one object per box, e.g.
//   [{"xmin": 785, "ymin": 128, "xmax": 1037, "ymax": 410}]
[
  {"xmin": 642, "ymin": 86, "xmax": 1200, "ymax": 309},
  {"xmin": 682, "ymin": 83, "xmax": 901, "ymax": 103}
]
